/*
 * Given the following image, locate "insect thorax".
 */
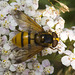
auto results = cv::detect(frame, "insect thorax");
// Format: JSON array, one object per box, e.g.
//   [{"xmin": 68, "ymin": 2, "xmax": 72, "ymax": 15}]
[{"xmin": 34, "ymin": 33, "xmax": 53, "ymax": 47}]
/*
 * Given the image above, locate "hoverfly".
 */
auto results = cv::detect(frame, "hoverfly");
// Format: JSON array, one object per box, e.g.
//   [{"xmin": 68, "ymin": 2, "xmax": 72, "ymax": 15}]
[{"xmin": 11, "ymin": 10, "xmax": 59, "ymax": 63}]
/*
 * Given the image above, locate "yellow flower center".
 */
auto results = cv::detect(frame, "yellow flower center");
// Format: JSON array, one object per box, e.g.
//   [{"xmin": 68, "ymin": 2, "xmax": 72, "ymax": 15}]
[
  {"xmin": 5, "ymin": 20, "xmax": 7, "ymax": 23},
  {"xmin": 37, "ymin": 66, "xmax": 40, "ymax": 68},
  {"xmin": 39, "ymin": 15, "xmax": 42, "ymax": 17},
  {"xmin": 47, "ymin": 70, "xmax": 50, "ymax": 73},
  {"xmin": 1, "ymin": 14, "xmax": 3, "ymax": 17},
  {"xmin": 4, "ymin": 51, "xmax": 8, "ymax": 53},
  {"xmin": 14, "ymin": 8, "xmax": 17, "ymax": 10},
  {"xmin": 3, "ymin": 60, "xmax": 6, "ymax": 62}
]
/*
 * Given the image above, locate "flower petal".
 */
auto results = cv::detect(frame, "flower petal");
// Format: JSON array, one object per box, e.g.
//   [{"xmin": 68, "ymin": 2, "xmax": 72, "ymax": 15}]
[{"xmin": 61, "ymin": 56, "xmax": 70, "ymax": 66}]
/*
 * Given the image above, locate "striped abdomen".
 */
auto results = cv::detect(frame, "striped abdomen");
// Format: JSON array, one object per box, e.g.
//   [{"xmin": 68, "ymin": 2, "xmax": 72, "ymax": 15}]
[{"xmin": 12, "ymin": 32, "xmax": 34, "ymax": 48}]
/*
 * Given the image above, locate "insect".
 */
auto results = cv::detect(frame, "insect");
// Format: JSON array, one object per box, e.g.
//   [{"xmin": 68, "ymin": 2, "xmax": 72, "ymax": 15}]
[{"xmin": 11, "ymin": 10, "xmax": 59, "ymax": 63}]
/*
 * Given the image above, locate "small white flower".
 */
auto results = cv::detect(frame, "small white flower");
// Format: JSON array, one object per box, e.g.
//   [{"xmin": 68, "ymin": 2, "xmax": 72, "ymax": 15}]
[
  {"xmin": 41, "ymin": 17, "xmax": 49, "ymax": 26},
  {"xmin": 61, "ymin": 51, "xmax": 75, "ymax": 69},
  {"xmin": 25, "ymin": 0, "xmax": 38, "ymax": 10},
  {"xmin": 32, "ymin": 60, "xmax": 43, "ymax": 72},
  {"xmin": 42, "ymin": 49, "xmax": 49, "ymax": 56},
  {"xmin": 35, "ymin": 71, "xmax": 43, "ymax": 75},
  {"xmin": 63, "ymin": 50, "xmax": 72, "ymax": 55},
  {"xmin": 68, "ymin": 30, "xmax": 75, "ymax": 41},
  {"xmin": 21, "ymin": 69, "xmax": 30, "ymax": 75},
  {"xmin": 0, "ymin": 64, "xmax": 4, "ymax": 72},
  {"xmin": 33, "ymin": 11, "xmax": 42, "ymax": 24},
  {"xmin": 31, "ymin": 54, "xmax": 37, "ymax": 61},
  {"xmin": 46, "ymin": 48, "xmax": 53, "ymax": 54},
  {"xmin": 24, "ymin": 9, "xmax": 36, "ymax": 16},
  {"xmin": 42, "ymin": 48, "xmax": 53, "ymax": 56},
  {"xmin": 3, "ymin": 71, "xmax": 12, "ymax": 75},
  {"xmin": 16, "ymin": 64, "xmax": 25, "ymax": 73},
  {"xmin": 0, "ymin": 5, "xmax": 12, "ymax": 19},
  {"xmin": 33, "ymin": 62, "xmax": 41, "ymax": 71},
  {"xmin": 42, "ymin": 59, "xmax": 50, "ymax": 67},
  {"xmin": 9, "ymin": 53, "xmax": 15, "ymax": 60},
  {"xmin": 47, "ymin": 18, "xmax": 55, "ymax": 28},
  {"xmin": 25, "ymin": 0, "xmax": 32, "ymax": 7},
  {"xmin": 44, "ymin": 66, "xmax": 54, "ymax": 74},
  {"xmin": 9, "ymin": 32, "xmax": 16, "ymax": 40},
  {"xmin": 0, "ymin": 12, "xmax": 6, "ymax": 19},
  {"xmin": 8, "ymin": 15, "xmax": 17, "ymax": 27},
  {"xmin": 42, "ymin": 59, "xmax": 54, "ymax": 74},
  {"xmin": 22, "ymin": 0, "xmax": 39, "ymax": 16},
  {"xmin": 43, "ymin": 25, "xmax": 50, "ymax": 31},
  {"xmin": 1, "ymin": 55, "xmax": 8, "ymax": 60},
  {"xmin": 2, "ymin": 35, "xmax": 7, "ymax": 44},
  {"xmin": 71, "ymin": 60, "xmax": 75, "ymax": 70},
  {"xmin": 3, "ymin": 43, "xmax": 11, "ymax": 50},
  {"xmin": 1, "ymin": 15, "xmax": 17, "ymax": 30},
  {"xmin": 60, "ymin": 31, "xmax": 68, "ymax": 41},
  {"xmin": 0, "ymin": 27, "xmax": 6, "ymax": 35},
  {"xmin": 27, "ymin": 62, "xmax": 33, "ymax": 69},
  {"xmin": 9, "ymin": 64, "xmax": 16, "ymax": 72},
  {"xmin": 29, "ymin": 70, "xmax": 35, "ymax": 75},
  {"xmin": 16, "ymin": 0, "xmax": 26, "ymax": 5},
  {"xmin": 55, "ymin": 28, "xmax": 62, "ymax": 37},
  {"xmin": 55, "ymin": 17, "xmax": 65, "ymax": 30},
  {"xmin": 61, "ymin": 56, "xmax": 71, "ymax": 66},
  {"xmin": 34, "ymin": 11, "xmax": 42, "ymax": 18},
  {"xmin": 0, "ymin": 1, "xmax": 9, "ymax": 11},
  {"xmin": 56, "ymin": 40, "xmax": 67, "ymax": 54},
  {"xmin": 2, "ymin": 49, "xmax": 11, "ymax": 55},
  {"xmin": 1, "ymin": 60, "xmax": 11, "ymax": 68},
  {"xmin": 43, "ymin": 5, "xmax": 59, "ymax": 19},
  {"xmin": 43, "ymin": 6, "xmax": 54, "ymax": 17},
  {"xmin": 0, "ymin": 27, "xmax": 10, "ymax": 36},
  {"xmin": 10, "ymin": 2, "xmax": 20, "ymax": 10}
]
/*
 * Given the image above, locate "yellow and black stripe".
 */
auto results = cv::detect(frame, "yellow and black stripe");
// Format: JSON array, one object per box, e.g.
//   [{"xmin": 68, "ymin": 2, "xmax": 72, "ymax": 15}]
[
  {"xmin": 12, "ymin": 32, "xmax": 28, "ymax": 48},
  {"xmin": 28, "ymin": 31, "xmax": 31, "ymax": 49},
  {"xmin": 12, "ymin": 31, "xmax": 35, "ymax": 48},
  {"xmin": 21, "ymin": 32, "xmax": 24, "ymax": 47}
]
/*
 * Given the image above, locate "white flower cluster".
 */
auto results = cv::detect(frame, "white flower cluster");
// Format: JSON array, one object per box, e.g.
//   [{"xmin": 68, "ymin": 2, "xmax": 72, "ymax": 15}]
[
  {"xmin": 0, "ymin": 0, "xmax": 75, "ymax": 74},
  {"xmin": 41, "ymin": 5, "xmax": 65, "ymax": 34},
  {"xmin": 60, "ymin": 28, "xmax": 75, "ymax": 41},
  {"xmin": 22, "ymin": 59, "xmax": 54, "ymax": 75},
  {"xmin": 0, "ymin": 0, "xmax": 54, "ymax": 75}
]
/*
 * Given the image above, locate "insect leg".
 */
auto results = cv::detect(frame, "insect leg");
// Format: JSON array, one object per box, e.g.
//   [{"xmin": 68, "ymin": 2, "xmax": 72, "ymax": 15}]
[
  {"xmin": 11, "ymin": 47, "xmax": 22, "ymax": 52},
  {"xmin": 11, "ymin": 47, "xmax": 19, "ymax": 51}
]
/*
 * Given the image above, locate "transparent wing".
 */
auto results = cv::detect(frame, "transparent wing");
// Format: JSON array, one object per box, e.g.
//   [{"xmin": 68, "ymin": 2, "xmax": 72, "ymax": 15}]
[
  {"xmin": 11, "ymin": 10, "xmax": 44, "ymax": 32},
  {"xmin": 14, "ymin": 45, "xmax": 44, "ymax": 63}
]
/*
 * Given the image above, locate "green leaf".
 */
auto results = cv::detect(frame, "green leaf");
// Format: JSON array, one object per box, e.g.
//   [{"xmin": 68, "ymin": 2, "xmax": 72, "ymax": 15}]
[{"xmin": 8, "ymin": 0, "xmax": 16, "ymax": 4}]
